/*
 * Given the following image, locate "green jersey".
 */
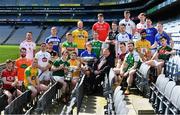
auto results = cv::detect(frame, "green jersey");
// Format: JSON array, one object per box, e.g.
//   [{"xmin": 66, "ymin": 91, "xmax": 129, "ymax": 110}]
[
  {"xmin": 158, "ymin": 46, "xmax": 172, "ymax": 60},
  {"xmin": 124, "ymin": 51, "xmax": 139, "ymax": 72},
  {"xmin": 52, "ymin": 58, "xmax": 70, "ymax": 77},
  {"xmin": 62, "ymin": 41, "xmax": 77, "ymax": 53},
  {"xmin": 91, "ymin": 40, "xmax": 102, "ymax": 58}
]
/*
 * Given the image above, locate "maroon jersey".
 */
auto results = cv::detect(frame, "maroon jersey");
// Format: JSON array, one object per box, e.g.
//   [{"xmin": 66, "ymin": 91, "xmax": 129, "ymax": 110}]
[{"xmin": 1, "ymin": 69, "xmax": 17, "ymax": 90}]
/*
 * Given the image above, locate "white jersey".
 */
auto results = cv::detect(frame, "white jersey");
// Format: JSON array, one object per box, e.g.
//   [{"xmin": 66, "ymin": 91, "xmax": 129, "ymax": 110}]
[
  {"xmin": 35, "ymin": 51, "xmax": 51, "ymax": 68},
  {"xmin": 116, "ymin": 32, "xmax": 131, "ymax": 43},
  {"xmin": 119, "ymin": 19, "xmax": 135, "ymax": 35},
  {"xmin": 136, "ymin": 22, "xmax": 147, "ymax": 31},
  {"xmin": 20, "ymin": 41, "xmax": 36, "ymax": 60},
  {"xmin": 116, "ymin": 32, "xmax": 131, "ymax": 55}
]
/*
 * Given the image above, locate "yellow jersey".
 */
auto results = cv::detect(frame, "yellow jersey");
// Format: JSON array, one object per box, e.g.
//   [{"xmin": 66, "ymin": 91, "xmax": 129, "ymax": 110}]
[
  {"xmin": 69, "ymin": 59, "xmax": 80, "ymax": 78},
  {"xmin": 135, "ymin": 39, "xmax": 151, "ymax": 54},
  {"xmin": 72, "ymin": 29, "xmax": 88, "ymax": 50},
  {"xmin": 24, "ymin": 66, "xmax": 39, "ymax": 87}
]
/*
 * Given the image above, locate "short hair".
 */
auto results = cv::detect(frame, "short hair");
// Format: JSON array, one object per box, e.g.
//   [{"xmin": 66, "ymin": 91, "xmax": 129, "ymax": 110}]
[
  {"xmin": 41, "ymin": 42, "xmax": 46, "ymax": 46},
  {"xmin": 112, "ymin": 21, "xmax": 118, "ymax": 25},
  {"xmin": 77, "ymin": 20, "xmax": 83, "ymax": 24},
  {"xmin": 124, "ymin": 10, "xmax": 130, "ymax": 14},
  {"xmin": 71, "ymin": 51, "xmax": 77, "ymax": 56},
  {"xmin": 120, "ymin": 42, "xmax": 126, "ymax": 46},
  {"xmin": 128, "ymin": 41, "xmax": 134, "ymax": 46},
  {"xmin": 6, "ymin": 59, "xmax": 13, "ymax": 64},
  {"xmin": 48, "ymin": 41, "xmax": 53, "ymax": 44},
  {"xmin": 97, "ymin": 13, "xmax": 104, "ymax": 17},
  {"xmin": 160, "ymin": 36, "xmax": 167, "ymax": 40},
  {"xmin": 66, "ymin": 32, "xmax": 72, "ymax": 36},
  {"xmin": 61, "ymin": 50, "xmax": 69, "ymax": 55},
  {"xmin": 27, "ymin": 32, "xmax": 32, "ymax": 34},
  {"xmin": 140, "ymin": 29, "xmax": 146, "ymax": 34},
  {"xmin": 20, "ymin": 47, "xmax": 26, "ymax": 52},
  {"xmin": 119, "ymin": 23, "xmax": 126, "ymax": 27},
  {"xmin": 157, "ymin": 22, "xmax": 163, "ymax": 25}
]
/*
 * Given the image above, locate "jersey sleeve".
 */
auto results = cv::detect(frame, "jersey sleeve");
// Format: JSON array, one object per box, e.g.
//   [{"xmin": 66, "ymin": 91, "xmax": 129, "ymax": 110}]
[
  {"xmin": 25, "ymin": 69, "xmax": 31, "ymax": 78},
  {"xmin": 92, "ymin": 23, "xmax": 96, "ymax": 32}
]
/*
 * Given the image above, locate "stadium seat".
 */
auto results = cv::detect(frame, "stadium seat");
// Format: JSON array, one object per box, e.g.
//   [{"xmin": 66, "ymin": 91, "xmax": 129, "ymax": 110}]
[
  {"xmin": 113, "ymin": 86, "xmax": 122, "ymax": 101},
  {"xmin": 114, "ymin": 90, "xmax": 124, "ymax": 110},
  {"xmin": 169, "ymin": 86, "xmax": 180, "ymax": 114},
  {"xmin": 163, "ymin": 86, "xmax": 180, "ymax": 114},
  {"xmin": 159, "ymin": 81, "xmax": 176, "ymax": 114},
  {"xmin": 149, "ymin": 74, "xmax": 165, "ymax": 103},
  {"xmin": 108, "ymin": 68, "xmax": 116, "ymax": 87}
]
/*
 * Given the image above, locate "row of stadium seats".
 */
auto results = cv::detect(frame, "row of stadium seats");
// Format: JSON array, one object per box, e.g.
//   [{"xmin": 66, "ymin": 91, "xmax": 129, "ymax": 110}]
[
  {"xmin": 149, "ymin": 53, "xmax": 180, "ymax": 114},
  {"xmin": 0, "ymin": 0, "xmax": 135, "ymax": 6},
  {"xmin": 0, "ymin": 25, "xmax": 91, "ymax": 45}
]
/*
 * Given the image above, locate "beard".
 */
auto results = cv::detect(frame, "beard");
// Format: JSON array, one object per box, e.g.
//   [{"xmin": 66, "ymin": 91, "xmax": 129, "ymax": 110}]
[{"xmin": 21, "ymin": 54, "xmax": 26, "ymax": 58}]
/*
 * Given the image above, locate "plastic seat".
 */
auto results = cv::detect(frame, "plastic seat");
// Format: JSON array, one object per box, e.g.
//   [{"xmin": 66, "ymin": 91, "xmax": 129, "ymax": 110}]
[
  {"xmin": 116, "ymin": 100, "xmax": 126, "ymax": 114},
  {"xmin": 167, "ymin": 86, "xmax": 180, "ymax": 114},
  {"xmin": 113, "ymin": 86, "xmax": 122, "ymax": 101},
  {"xmin": 108, "ymin": 68, "xmax": 116, "ymax": 87},
  {"xmin": 114, "ymin": 91, "xmax": 124, "ymax": 109},
  {"xmin": 159, "ymin": 81, "xmax": 176, "ymax": 114},
  {"xmin": 149, "ymin": 74, "xmax": 165, "ymax": 103}
]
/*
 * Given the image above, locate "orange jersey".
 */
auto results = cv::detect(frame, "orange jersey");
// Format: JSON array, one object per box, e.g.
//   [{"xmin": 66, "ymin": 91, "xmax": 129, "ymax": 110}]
[{"xmin": 15, "ymin": 58, "xmax": 32, "ymax": 81}]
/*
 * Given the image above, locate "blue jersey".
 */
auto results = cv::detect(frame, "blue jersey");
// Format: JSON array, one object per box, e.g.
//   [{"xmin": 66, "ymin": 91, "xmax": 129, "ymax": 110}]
[
  {"xmin": 155, "ymin": 31, "xmax": 170, "ymax": 46},
  {"xmin": 80, "ymin": 50, "xmax": 96, "ymax": 58},
  {"xmin": 45, "ymin": 35, "xmax": 61, "ymax": 53},
  {"xmin": 146, "ymin": 27, "xmax": 157, "ymax": 45}
]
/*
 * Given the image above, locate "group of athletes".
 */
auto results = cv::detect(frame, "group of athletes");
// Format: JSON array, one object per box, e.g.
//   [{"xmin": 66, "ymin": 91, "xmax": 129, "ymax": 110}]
[{"xmin": 0, "ymin": 10, "xmax": 176, "ymax": 104}]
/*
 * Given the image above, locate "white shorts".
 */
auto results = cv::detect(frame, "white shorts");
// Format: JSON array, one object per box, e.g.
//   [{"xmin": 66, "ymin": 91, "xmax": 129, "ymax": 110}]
[
  {"xmin": 38, "ymin": 70, "xmax": 51, "ymax": 81},
  {"xmin": 52, "ymin": 76, "xmax": 64, "ymax": 82}
]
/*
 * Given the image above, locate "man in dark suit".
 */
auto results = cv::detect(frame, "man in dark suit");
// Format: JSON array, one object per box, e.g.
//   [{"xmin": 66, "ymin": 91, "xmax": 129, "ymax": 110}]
[{"xmin": 92, "ymin": 48, "xmax": 114, "ymax": 92}]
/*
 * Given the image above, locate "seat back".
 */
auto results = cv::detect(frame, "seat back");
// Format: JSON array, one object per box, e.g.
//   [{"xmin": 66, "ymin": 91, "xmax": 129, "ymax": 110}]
[
  {"xmin": 164, "ymin": 81, "xmax": 176, "ymax": 100},
  {"xmin": 155, "ymin": 74, "xmax": 165, "ymax": 89},
  {"xmin": 159, "ymin": 77, "xmax": 169, "ymax": 94},
  {"xmin": 139, "ymin": 63, "xmax": 151, "ymax": 79},
  {"xmin": 170, "ymin": 86, "xmax": 180, "ymax": 107},
  {"xmin": 109, "ymin": 68, "xmax": 116, "ymax": 86}
]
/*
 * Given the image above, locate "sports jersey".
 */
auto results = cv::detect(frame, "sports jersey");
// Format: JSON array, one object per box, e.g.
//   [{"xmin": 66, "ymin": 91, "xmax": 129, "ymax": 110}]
[
  {"xmin": 24, "ymin": 66, "xmax": 39, "ymax": 87},
  {"xmin": 72, "ymin": 29, "xmax": 88, "ymax": 50},
  {"xmin": 91, "ymin": 40, "xmax": 102, "ymax": 58},
  {"xmin": 62, "ymin": 41, "xmax": 77, "ymax": 54},
  {"xmin": 45, "ymin": 35, "xmax": 61, "ymax": 53},
  {"xmin": 15, "ymin": 58, "xmax": 32, "ymax": 81},
  {"xmin": 20, "ymin": 41, "xmax": 36, "ymax": 60},
  {"xmin": 35, "ymin": 51, "xmax": 51, "ymax": 68},
  {"xmin": 155, "ymin": 31, "xmax": 171, "ymax": 46},
  {"xmin": 92, "ymin": 22, "xmax": 110, "ymax": 42},
  {"xmin": 135, "ymin": 39, "xmax": 151, "ymax": 54},
  {"xmin": 1, "ymin": 69, "xmax": 17, "ymax": 90},
  {"xmin": 124, "ymin": 50, "xmax": 139, "ymax": 72},
  {"xmin": 158, "ymin": 46, "xmax": 172, "ymax": 60},
  {"xmin": 108, "ymin": 31, "xmax": 118, "ymax": 58},
  {"xmin": 146, "ymin": 27, "xmax": 157, "ymax": 45},
  {"xmin": 69, "ymin": 59, "xmax": 80, "ymax": 78},
  {"xmin": 52, "ymin": 58, "xmax": 70, "ymax": 77},
  {"xmin": 136, "ymin": 22, "xmax": 147, "ymax": 31},
  {"xmin": 119, "ymin": 19, "xmax": 136, "ymax": 35},
  {"xmin": 80, "ymin": 50, "xmax": 96, "ymax": 58},
  {"xmin": 116, "ymin": 32, "xmax": 132, "ymax": 43}
]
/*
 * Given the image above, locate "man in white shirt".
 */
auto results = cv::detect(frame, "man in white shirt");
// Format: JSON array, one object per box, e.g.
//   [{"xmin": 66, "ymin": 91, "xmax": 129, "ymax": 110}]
[
  {"xmin": 35, "ymin": 43, "xmax": 51, "ymax": 85},
  {"xmin": 20, "ymin": 32, "xmax": 36, "ymax": 60},
  {"xmin": 119, "ymin": 10, "xmax": 136, "ymax": 35},
  {"xmin": 116, "ymin": 23, "xmax": 132, "ymax": 56}
]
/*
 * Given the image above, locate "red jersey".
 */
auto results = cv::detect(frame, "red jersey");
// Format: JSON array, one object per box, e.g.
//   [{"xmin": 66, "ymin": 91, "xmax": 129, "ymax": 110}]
[
  {"xmin": 92, "ymin": 22, "xmax": 110, "ymax": 42},
  {"xmin": 1, "ymin": 69, "xmax": 17, "ymax": 90}
]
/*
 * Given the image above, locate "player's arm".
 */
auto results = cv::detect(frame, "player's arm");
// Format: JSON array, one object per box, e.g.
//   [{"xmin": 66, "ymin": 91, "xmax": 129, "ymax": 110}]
[
  {"xmin": 151, "ymin": 41, "xmax": 157, "ymax": 49},
  {"xmin": 151, "ymin": 51, "xmax": 158, "ymax": 60}
]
